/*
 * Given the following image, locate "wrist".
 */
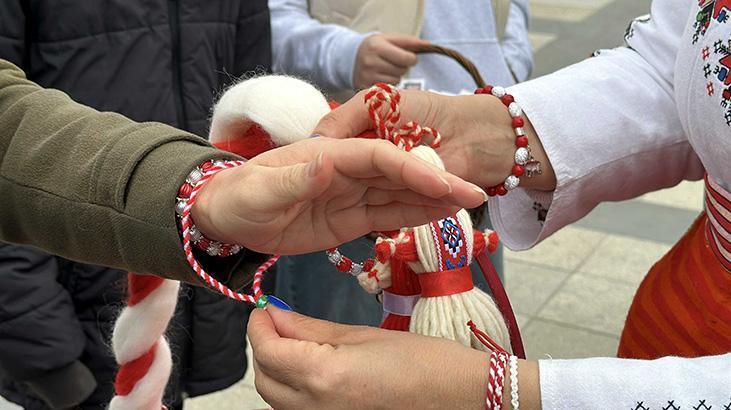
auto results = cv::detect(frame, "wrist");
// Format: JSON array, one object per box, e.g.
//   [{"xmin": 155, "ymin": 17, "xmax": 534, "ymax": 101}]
[{"xmin": 502, "ymin": 360, "xmax": 541, "ymax": 410}]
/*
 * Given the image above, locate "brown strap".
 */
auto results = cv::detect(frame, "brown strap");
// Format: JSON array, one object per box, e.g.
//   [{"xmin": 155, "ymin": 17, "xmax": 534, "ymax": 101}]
[{"xmin": 414, "ymin": 44, "xmax": 486, "ymax": 88}]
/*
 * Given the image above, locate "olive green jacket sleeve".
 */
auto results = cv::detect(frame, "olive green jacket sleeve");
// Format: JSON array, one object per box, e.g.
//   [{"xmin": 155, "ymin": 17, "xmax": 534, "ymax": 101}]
[{"xmin": 0, "ymin": 59, "xmax": 261, "ymax": 286}]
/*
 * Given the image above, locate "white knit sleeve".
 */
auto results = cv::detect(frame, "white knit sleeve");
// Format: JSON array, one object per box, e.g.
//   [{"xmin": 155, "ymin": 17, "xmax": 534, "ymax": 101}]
[
  {"xmin": 489, "ymin": 0, "xmax": 704, "ymax": 250},
  {"xmin": 539, "ymin": 354, "xmax": 731, "ymax": 409}
]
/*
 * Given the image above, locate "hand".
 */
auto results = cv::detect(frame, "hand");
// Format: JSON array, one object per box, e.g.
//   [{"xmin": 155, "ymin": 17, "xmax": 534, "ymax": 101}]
[
  {"xmin": 191, "ymin": 137, "xmax": 487, "ymax": 255},
  {"xmin": 314, "ymin": 89, "xmax": 557, "ymax": 191},
  {"xmin": 248, "ymin": 307, "xmax": 489, "ymax": 409},
  {"xmin": 353, "ymin": 34, "xmax": 429, "ymax": 89},
  {"xmin": 248, "ymin": 308, "xmax": 541, "ymax": 409}
]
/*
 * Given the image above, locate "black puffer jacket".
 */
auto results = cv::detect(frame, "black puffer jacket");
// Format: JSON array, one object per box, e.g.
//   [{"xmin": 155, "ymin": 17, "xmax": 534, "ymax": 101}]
[{"xmin": 0, "ymin": 1, "xmax": 270, "ymax": 409}]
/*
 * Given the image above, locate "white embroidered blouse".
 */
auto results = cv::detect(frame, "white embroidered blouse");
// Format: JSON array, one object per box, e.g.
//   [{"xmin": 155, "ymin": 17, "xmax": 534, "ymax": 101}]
[{"xmin": 491, "ymin": 0, "xmax": 731, "ymax": 407}]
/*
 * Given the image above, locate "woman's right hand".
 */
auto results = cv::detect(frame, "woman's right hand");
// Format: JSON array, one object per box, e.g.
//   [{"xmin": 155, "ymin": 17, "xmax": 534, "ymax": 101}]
[{"xmin": 314, "ymin": 89, "xmax": 556, "ymax": 191}]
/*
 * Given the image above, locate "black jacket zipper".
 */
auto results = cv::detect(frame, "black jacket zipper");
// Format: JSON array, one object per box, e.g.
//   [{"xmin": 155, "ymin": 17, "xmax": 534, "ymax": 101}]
[{"xmin": 168, "ymin": 0, "xmax": 187, "ymax": 130}]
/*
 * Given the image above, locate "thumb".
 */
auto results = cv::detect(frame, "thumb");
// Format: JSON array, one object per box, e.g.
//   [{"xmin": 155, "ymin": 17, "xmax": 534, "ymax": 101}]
[
  {"xmin": 267, "ymin": 306, "xmax": 374, "ymax": 345},
  {"xmin": 313, "ymin": 91, "xmax": 372, "ymax": 139},
  {"xmin": 270, "ymin": 152, "xmax": 333, "ymax": 204},
  {"xmin": 384, "ymin": 33, "xmax": 430, "ymax": 51}
]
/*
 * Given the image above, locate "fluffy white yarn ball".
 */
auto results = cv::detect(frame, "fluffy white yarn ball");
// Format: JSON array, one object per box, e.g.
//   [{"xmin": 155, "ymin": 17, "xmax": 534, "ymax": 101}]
[{"xmin": 209, "ymin": 75, "xmax": 330, "ymax": 146}]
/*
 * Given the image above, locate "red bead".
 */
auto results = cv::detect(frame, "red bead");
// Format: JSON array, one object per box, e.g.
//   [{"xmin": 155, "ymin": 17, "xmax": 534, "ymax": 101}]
[
  {"xmin": 201, "ymin": 161, "xmax": 215, "ymax": 172},
  {"xmin": 219, "ymin": 247, "xmax": 231, "ymax": 258},
  {"xmin": 512, "ymin": 164, "xmax": 525, "ymax": 177},
  {"xmin": 474, "ymin": 88, "xmax": 484, "ymax": 94},
  {"xmin": 483, "ymin": 85, "xmax": 493, "ymax": 95},
  {"xmin": 512, "ymin": 117, "xmax": 524, "ymax": 128},
  {"xmin": 486, "ymin": 186, "xmax": 497, "ymax": 197},
  {"xmin": 496, "ymin": 185, "xmax": 508, "ymax": 196},
  {"xmin": 515, "ymin": 136, "xmax": 529, "ymax": 147},
  {"xmin": 197, "ymin": 238, "xmax": 210, "ymax": 250},
  {"xmin": 178, "ymin": 183, "xmax": 193, "ymax": 198},
  {"xmin": 336, "ymin": 258, "xmax": 353, "ymax": 273},
  {"xmin": 362, "ymin": 259, "xmax": 375, "ymax": 272},
  {"xmin": 501, "ymin": 94, "xmax": 514, "ymax": 105}
]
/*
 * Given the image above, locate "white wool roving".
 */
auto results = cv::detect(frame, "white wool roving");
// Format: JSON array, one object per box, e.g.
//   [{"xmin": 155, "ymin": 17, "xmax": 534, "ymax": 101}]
[
  {"xmin": 407, "ymin": 146, "xmax": 511, "ymax": 352},
  {"xmin": 110, "ymin": 278, "xmax": 179, "ymax": 410},
  {"xmin": 209, "ymin": 75, "xmax": 330, "ymax": 146}
]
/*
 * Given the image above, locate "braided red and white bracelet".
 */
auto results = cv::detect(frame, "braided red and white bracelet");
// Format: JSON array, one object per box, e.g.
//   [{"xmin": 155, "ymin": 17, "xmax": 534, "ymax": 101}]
[
  {"xmin": 177, "ymin": 159, "xmax": 283, "ymax": 309},
  {"xmin": 475, "ymin": 85, "xmax": 542, "ymax": 197},
  {"xmin": 468, "ymin": 320, "xmax": 511, "ymax": 410}
]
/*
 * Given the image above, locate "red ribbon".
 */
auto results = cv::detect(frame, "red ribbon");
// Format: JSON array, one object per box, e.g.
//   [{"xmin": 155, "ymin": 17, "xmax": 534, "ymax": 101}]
[{"xmin": 418, "ymin": 266, "xmax": 474, "ymax": 297}]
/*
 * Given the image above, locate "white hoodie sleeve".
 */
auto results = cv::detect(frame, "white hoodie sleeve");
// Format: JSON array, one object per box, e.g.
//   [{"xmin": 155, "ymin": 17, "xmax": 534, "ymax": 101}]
[{"xmin": 269, "ymin": 0, "xmax": 368, "ymax": 91}]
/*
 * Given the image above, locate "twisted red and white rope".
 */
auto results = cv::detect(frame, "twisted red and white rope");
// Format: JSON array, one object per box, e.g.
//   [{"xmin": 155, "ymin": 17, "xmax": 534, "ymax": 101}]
[
  {"xmin": 364, "ymin": 83, "xmax": 441, "ymax": 151},
  {"xmin": 180, "ymin": 159, "xmax": 278, "ymax": 304}
]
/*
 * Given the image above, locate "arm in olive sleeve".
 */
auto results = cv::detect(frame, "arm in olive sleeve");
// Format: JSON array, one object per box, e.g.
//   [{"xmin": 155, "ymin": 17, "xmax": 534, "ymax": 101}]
[{"xmin": 0, "ymin": 59, "xmax": 262, "ymax": 286}]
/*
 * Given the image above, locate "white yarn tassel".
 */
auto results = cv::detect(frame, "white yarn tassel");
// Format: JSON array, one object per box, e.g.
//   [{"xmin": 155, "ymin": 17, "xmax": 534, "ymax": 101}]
[
  {"xmin": 407, "ymin": 146, "xmax": 512, "ymax": 352},
  {"xmin": 110, "ymin": 278, "xmax": 180, "ymax": 410},
  {"xmin": 209, "ymin": 75, "xmax": 330, "ymax": 146}
]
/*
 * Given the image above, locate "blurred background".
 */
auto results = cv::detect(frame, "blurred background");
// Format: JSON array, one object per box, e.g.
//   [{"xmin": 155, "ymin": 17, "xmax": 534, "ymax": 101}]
[{"xmin": 2, "ymin": 0, "xmax": 703, "ymax": 409}]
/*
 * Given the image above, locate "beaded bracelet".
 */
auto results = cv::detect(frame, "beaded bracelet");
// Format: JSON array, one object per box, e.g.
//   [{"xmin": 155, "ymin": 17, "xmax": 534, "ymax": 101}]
[
  {"xmin": 176, "ymin": 159, "xmax": 286, "ymax": 309},
  {"xmin": 509, "ymin": 355, "xmax": 520, "ymax": 410},
  {"xmin": 474, "ymin": 85, "xmax": 542, "ymax": 197},
  {"xmin": 326, "ymin": 248, "xmax": 375, "ymax": 276},
  {"xmin": 176, "ymin": 159, "xmax": 243, "ymax": 257}
]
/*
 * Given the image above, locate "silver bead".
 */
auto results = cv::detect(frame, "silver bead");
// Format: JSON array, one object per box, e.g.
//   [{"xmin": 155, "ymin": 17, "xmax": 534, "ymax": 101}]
[
  {"xmin": 175, "ymin": 198, "xmax": 188, "ymax": 216},
  {"xmin": 327, "ymin": 250, "xmax": 341, "ymax": 265},
  {"xmin": 213, "ymin": 160, "xmax": 226, "ymax": 168},
  {"xmin": 508, "ymin": 102, "xmax": 522, "ymax": 117},
  {"xmin": 189, "ymin": 225, "xmax": 202, "ymax": 242},
  {"xmin": 230, "ymin": 245, "xmax": 243, "ymax": 255},
  {"xmin": 206, "ymin": 242, "xmax": 221, "ymax": 256},
  {"xmin": 514, "ymin": 147, "xmax": 530, "ymax": 165},
  {"xmin": 514, "ymin": 127, "xmax": 525, "ymax": 136},
  {"xmin": 491, "ymin": 86, "xmax": 506, "ymax": 98},
  {"xmin": 349, "ymin": 264, "xmax": 363, "ymax": 276},
  {"xmin": 504, "ymin": 175, "xmax": 520, "ymax": 191},
  {"xmin": 187, "ymin": 168, "xmax": 203, "ymax": 185}
]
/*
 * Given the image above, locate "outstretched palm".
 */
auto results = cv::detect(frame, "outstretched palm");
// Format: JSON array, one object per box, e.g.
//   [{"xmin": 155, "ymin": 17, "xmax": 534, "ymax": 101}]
[{"xmin": 192, "ymin": 138, "xmax": 485, "ymax": 255}]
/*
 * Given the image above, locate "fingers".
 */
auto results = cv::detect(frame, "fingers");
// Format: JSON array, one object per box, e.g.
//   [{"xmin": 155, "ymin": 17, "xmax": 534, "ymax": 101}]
[
  {"xmin": 314, "ymin": 92, "xmax": 372, "ymax": 139},
  {"xmin": 267, "ymin": 307, "xmax": 374, "ymax": 346},
  {"xmin": 365, "ymin": 203, "xmax": 460, "ymax": 231},
  {"xmin": 383, "ymin": 33, "xmax": 431, "ymax": 51},
  {"xmin": 379, "ymin": 44, "xmax": 417, "ymax": 69},
  {"xmin": 362, "ymin": 187, "xmax": 449, "ymax": 207},
  {"xmin": 268, "ymin": 152, "xmax": 334, "ymax": 204},
  {"xmin": 253, "ymin": 360, "xmax": 300, "ymax": 409}
]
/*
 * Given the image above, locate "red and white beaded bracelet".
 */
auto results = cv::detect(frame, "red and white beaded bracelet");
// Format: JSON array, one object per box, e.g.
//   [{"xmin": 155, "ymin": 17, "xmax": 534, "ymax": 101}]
[
  {"xmin": 326, "ymin": 248, "xmax": 376, "ymax": 277},
  {"xmin": 474, "ymin": 85, "xmax": 542, "ymax": 197},
  {"xmin": 176, "ymin": 159, "xmax": 279, "ymax": 308},
  {"xmin": 176, "ymin": 159, "xmax": 243, "ymax": 258}
]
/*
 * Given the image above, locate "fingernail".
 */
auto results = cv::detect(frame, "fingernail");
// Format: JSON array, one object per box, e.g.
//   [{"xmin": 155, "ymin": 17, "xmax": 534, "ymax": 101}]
[
  {"xmin": 472, "ymin": 185, "xmax": 489, "ymax": 202},
  {"xmin": 308, "ymin": 152, "xmax": 324, "ymax": 177},
  {"xmin": 437, "ymin": 174, "xmax": 453, "ymax": 194},
  {"xmin": 309, "ymin": 133, "xmax": 322, "ymax": 138}
]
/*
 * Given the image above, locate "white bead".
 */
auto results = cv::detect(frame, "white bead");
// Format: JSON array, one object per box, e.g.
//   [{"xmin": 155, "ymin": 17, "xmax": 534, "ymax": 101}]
[
  {"xmin": 213, "ymin": 160, "xmax": 226, "ymax": 168},
  {"xmin": 188, "ymin": 168, "xmax": 203, "ymax": 185},
  {"xmin": 508, "ymin": 102, "xmax": 522, "ymax": 117},
  {"xmin": 504, "ymin": 175, "xmax": 520, "ymax": 191},
  {"xmin": 327, "ymin": 251, "xmax": 340, "ymax": 265},
  {"xmin": 349, "ymin": 265, "xmax": 362, "ymax": 276},
  {"xmin": 491, "ymin": 86, "xmax": 506, "ymax": 98},
  {"xmin": 514, "ymin": 127, "xmax": 525, "ymax": 136},
  {"xmin": 189, "ymin": 225, "xmax": 202, "ymax": 242},
  {"xmin": 206, "ymin": 242, "xmax": 221, "ymax": 256},
  {"xmin": 175, "ymin": 199, "xmax": 188, "ymax": 216},
  {"xmin": 514, "ymin": 147, "xmax": 530, "ymax": 165}
]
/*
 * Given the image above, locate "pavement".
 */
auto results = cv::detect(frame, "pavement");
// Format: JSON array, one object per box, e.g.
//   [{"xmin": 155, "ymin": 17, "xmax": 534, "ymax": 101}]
[{"xmin": 4, "ymin": 1, "xmax": 698, "ymax": 409}]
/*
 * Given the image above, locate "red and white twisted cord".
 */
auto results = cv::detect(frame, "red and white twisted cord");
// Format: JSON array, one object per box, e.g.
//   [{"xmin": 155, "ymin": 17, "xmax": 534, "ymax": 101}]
[
  {"xmin": 180, "ymin": 159, "xmax": 278, "ymax": 305},
  {"xmin": 364, "ymin": 83, "xmax": 441, "ymax": 151}
]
